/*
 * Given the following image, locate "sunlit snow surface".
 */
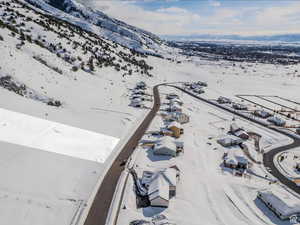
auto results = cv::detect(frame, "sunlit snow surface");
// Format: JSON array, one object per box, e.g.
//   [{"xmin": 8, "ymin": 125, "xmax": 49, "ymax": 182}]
[{"xmin": 0, "ymin": 107, "xmax": 119, "ymax": 163}]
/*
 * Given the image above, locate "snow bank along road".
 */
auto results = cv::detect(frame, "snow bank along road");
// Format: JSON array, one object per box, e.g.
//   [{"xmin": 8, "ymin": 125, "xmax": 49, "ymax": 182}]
[
  {"xmin": 168, "ymin": 84, "xmax": 300, "ymax": 195},
  {"xmin": 83, "ymin": 85, "xmax": 161, "ymax": 225}
]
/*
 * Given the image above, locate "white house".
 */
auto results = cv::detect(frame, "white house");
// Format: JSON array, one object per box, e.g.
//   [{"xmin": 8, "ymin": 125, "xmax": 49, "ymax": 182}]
[
  {"xmin": 224, "ymin": 148, "xmax": 248, "ymax": 170},
  {"xmin": 193, "ymin": 87, "xmax": 204, "ymax": 94},
  {"xmin": 161, "ymin": 168, "xmax": 178, "ymax": 197},
  {"xmin": 153, "ymin": 136, "xmax": 177, "ymax": 157},
  {"xmin": 217, "ymin": 96, "xmax": 232, "ymax": 104},
  {"xmin": 267, "ymin": 116, "xmax": 286, "ymax": 127},
  {"xmin": 168, "ymin": 104, "xmax": 182, "ymax": 113},
  {"xmin": 230, "ymin": 123, "xmax": 249, "ymax": 140},
  {"xmin": 253, "ymin": 110, "xmax": 271, "ymax": 118},
  {"xmin": 164, "ymin": 112, "xmax": 190, "ymax": 124},
  {"xmin": 217, "ymin": 135, "xmax": 243, "ymax": 147},
  {"xmin": 166, "ymin": 93, "xmax": 179, "ymax": 100},
  {"xmin": 169, "ymin": 98, "xmax": 183, "ymax": 106},
  {"xmin": 258, "ymin": 189, "xmax": 300, "ymax": 220},
  {"xmin": 148, "ymin": 174, "xmax": 170, "ymax": 207},
  {"xmin": 147, "ymin": 167, "xmax": 179, "ymax": 207},
  {"xmin": 232, "ymin": 103, "xmax": 248, "ymax": 110}
]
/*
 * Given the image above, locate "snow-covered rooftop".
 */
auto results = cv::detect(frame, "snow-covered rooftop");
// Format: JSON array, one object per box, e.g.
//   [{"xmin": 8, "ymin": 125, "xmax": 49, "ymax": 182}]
[{"xmin": 258, "ymin": 189, "xmax": 300, "ymax": 218}]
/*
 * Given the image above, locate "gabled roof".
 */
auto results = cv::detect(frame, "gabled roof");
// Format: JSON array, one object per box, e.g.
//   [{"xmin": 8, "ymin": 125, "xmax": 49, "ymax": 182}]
[
  {"xmin": 225, "ymin": 148, "xmax": 247, "ymax": 165},
  {"xmin": 161, "ymin": 168, "xmax": 177, "ymax": 187},
  {"xmin": 148, "ymin": 173, "xmax": 169, "ymax": 201},
  {"xmin": 168, "ymin": 121, "xmax": 182, "ymax": 129},
  {"xmin": 259, "ymin": 189, "xmax": 300, "ymax": 217},
  {"xmin": 170, "ymin": 98, "xmax": 182, "ymax": 104},
  {"xmin": 230, "ymin": 123, "xmax": 241, "ymax": 133},
  {"xmin": 255, "ymin": 110, "xmax": 270, "ymax": 117},
  {"xmin": 268, "ymin": 116, "xmax": 286, "ymax": 124},
  {"xmin": 155, "ymin": 136, "xmax": 176, "ymax": 151}
]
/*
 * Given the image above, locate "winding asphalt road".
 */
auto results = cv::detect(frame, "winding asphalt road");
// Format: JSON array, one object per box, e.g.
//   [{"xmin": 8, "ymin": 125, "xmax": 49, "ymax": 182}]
[
  {"xmin": 168, "ymin": 85, "xmax": 300, "ymax": 194},
  {"xmin": 84, "ymin": 83, "xmax": 300, "ymax": 225},
  {"xmin": 83, "ymin": 85, "xmax": 161, "ymax": 225}
]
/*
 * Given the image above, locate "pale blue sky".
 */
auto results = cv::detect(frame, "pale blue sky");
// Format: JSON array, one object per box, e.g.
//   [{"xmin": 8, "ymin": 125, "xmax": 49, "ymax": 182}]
[{"xmin": 87, "ymin": 0, "xmax": 300, "ymax": 36}]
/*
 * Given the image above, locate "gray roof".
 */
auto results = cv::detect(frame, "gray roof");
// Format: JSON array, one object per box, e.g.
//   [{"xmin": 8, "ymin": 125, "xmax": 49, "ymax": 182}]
[{"xmin": 259, "ymin": 190, "xmax": 300, "ymax": 217}]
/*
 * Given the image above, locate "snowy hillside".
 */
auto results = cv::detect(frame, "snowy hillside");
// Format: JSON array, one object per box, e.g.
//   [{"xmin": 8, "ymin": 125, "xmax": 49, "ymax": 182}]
[
  {"xmin": 1, "ymin": 0, "xmax": 300, "ymax": 225},
  {"xmin": 24, "ymin": 0, "xmax": 167, "ymax": 56},
  {"xmin": 0, "ymin": 1, "xmax": 160, "ymax": 224}
]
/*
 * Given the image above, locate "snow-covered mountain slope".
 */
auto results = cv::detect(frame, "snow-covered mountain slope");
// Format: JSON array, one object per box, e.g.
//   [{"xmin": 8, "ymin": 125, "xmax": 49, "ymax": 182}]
[
  {"xmin": 24, "ymin": 0, "xmax": 167, "ymax": 56},
  {"xmin": 0, "ymin": 1, "xmax": 157, "ymax": 224},
  {"xmin": 0, "ymin": 0, "xmax": 155, "ymax": 137}
]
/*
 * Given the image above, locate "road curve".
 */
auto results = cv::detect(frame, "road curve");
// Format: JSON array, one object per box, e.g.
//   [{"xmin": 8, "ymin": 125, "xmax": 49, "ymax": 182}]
[
  {"xmin": 169, "ymin": 85, "xmax": 300, "ymax": 194},
  {"xmin": 83, "ymin": 85, "xmax": 161, "ymax": 225}
]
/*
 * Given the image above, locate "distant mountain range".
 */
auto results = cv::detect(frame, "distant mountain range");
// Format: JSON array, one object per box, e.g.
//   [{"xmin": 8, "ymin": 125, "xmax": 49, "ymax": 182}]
[{"xmin": 163, "ymin": 34, "xmax": 300, "ymax": 43}]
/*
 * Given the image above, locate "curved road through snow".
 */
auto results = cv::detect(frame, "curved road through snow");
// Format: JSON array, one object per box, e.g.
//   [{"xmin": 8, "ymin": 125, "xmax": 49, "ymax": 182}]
[
  {"xmin": 168, "ymin": 85, "xmax": 300, "ymax": 195},
  {"xmin": 84, "ymin": 83, "xmax": 300, "ymax": 225},
  {"xmin": 83, "ymin": 85, "xmax": 161, "ymax": 225}
]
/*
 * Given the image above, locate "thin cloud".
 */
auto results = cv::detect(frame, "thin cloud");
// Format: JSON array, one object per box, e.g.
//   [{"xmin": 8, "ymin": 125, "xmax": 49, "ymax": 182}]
[{"xmin": 84, "ymin": 0, "xmax": 300, "ymax": 36}]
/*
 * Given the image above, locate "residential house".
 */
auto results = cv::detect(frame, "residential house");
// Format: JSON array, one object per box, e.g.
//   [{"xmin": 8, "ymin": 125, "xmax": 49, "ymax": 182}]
[
  {"xmin": 217, "ymin": 96, "xmax": 232, "ymax": 104},
  {"xmin": 193, "ymin": 87, "xmax": 205, "ymax": 94},
  {"xmin": 145, "ymin": 168, "xmax": 179, "ymax": 207},
  {"xmin": 164, "ymin": 112, "xmax": 190, "ymax": 124},
  {"xmin": 230, "ymin": 123, "xmax": 249, "ymax": 140},
  {"xmin": 253, "ymin": 110, "xmax": 272, "ymax": 118},
  {"xmin": 217, "ymin": 136, "xmax": 243, "ymax": 147},
  {"xmin": 169, "ymin": 98, "xmax": 183, "ymax": 106},
  {"xmin": 166, "ymin": 93, "xmax": 179, "ymax": 100},
  {"xmin": 258, "ymin": 189, "xmax": 300, "ymax": 220},
  {"xmin": 223, "ymin": 148, "xmax": 248, "ymax": 176},
  {"xmin": 267, "ymin": 116, "xmax": 286, "ymax": 127},
  {"xmin": 232, "ymin": 103, "xmax": 248, "ymax": 110},
  {"xmin": 148, "ymin": 174, "xmax": 170, "ymax": 207},
  {"xmin": 168, "ymin": 121, "xmax": 184, "ymax": 138},
  {"xmin": 153, "ymin": 136, "xmax": 177, "ymax": 157},
  {"xmin": 197, "ymin": 81, "xmax": 208, "ymax": 87},
  {"xmin": 168, "ymin": 104, "xmax": 182, "ymax": 113}
]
